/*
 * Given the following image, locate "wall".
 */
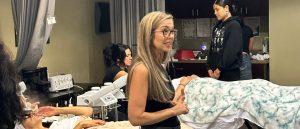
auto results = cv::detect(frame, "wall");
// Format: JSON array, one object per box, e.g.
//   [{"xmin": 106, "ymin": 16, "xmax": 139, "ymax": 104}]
[
  {"xmin": 0, "ymin": 0, "xmax": 110, "ymax": 83},
  {"xmin": 0, "ymin": 0, "xmax": 17, "ymax": 55},
  {"xmin": 90, "ymin": 0, "xmax": 111, "ymax": 83},
  {"xmin": 269, "ymin": 1, "xmax": 300, "ymax": 85}
]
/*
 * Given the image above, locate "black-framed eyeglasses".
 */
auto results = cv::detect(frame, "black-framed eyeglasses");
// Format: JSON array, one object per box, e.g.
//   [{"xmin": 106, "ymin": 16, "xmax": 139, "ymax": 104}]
[
  {"xmin": 22, "ymin": 108, "xmax": 34, "ymax": 119},
  {"xmin": 153, "ymin": 29, "xmax": 178, "ymax": 38}
]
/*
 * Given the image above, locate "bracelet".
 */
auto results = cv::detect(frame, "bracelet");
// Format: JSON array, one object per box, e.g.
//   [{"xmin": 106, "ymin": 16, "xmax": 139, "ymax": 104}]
[{"xmin": 178, "ymin": 84, "xmax": 185, "ymax": 87}]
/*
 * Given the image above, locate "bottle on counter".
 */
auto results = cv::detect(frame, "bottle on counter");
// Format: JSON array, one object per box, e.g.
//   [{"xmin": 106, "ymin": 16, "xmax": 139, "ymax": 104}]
[{"xmin": 262, "ymin": 37, "xmax": 269, "ymax": 54}]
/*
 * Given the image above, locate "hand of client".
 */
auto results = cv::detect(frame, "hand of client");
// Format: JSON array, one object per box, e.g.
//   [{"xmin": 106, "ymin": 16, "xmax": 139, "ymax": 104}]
[
  {"xmin": 74, "ymin": 119, "xmax": 106, "ymax": 129},
  {"xmin": 170, "ymin": 75, "xmax": 199, "ymax": 115},
  {"xmin": 36, "ymin": 106, "xmax": 58, "ymax": 117},
  {"xmin": 173, "ymin": 75, "xmax": 198, "ymax": 102},
  {"xmin": 170, "ymin": 94, "xmax": 189, "ymax": 115}
]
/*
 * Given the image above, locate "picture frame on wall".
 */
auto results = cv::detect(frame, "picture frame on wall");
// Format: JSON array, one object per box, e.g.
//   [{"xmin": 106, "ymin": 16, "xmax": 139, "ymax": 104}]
[{"xmin": 182, "ymin": 19, "xmax": 196, "ymax": 39}]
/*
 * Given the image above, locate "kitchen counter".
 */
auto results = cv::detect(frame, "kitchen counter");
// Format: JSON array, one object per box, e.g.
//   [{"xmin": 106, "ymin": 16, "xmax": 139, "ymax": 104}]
[
  {"xmin": 172, "ymin": 59, "xmax": 269, "ymax": 64},
  {"xmin": 169, "ymin": 59, "xmax": 269, "ymax": 80}
]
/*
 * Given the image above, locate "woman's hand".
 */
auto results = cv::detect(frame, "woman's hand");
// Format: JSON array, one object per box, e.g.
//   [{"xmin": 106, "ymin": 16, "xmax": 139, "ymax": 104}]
[
  {"xmin": 74, "ymin": 119, "xmax": 106, "ymax": 129},
  {"xmin": 179, "ymin": 75, "xmax": 198, "ymax": 86},
  {"xmin": 213, "ymin": 68, "xmax": 221, "ymax": 79},
  {"xmin": 170, "ymin": 92, "xmax": 189, "ymax": 115},
  {"xmin": 208, "ymin": 69, "xmax": 215, "ymax": 78},
  {"xmin": 173, "ymin": 75, "xmax": 198, "ymax": 102},
  {"xmin": 36, "ymin": 106, "xmax": 58, "ymax": 117}
]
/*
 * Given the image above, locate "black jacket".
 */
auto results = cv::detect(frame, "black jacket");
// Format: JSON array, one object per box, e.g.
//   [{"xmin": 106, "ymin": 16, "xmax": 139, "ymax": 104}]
[
  {"xmin": 206, "ymin": 16, "xmax": 243, "ymax": 72},
  {"xmin": 242, "ymin": 25, "xmax": 254, "ymax": 54}
]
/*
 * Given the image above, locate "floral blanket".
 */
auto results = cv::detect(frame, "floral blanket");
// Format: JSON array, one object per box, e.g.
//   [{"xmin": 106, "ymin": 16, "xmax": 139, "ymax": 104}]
[{"xmin": 179, "ymin": 78, "xmax": 300, "ymax": 129}]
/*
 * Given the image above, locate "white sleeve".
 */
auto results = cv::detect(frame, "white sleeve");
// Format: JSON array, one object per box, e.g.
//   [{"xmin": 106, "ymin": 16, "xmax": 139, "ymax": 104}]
[
  {"xmin": 14, "ymin": 123, "xmax": 25, "ymax": 129},
  {"xmin": 172, "ymin": 77, "xmax": 182, "ymax": 89},
  {"xmin": 49, "ymin": 116, "xmax": 82, "ymax": 129}
]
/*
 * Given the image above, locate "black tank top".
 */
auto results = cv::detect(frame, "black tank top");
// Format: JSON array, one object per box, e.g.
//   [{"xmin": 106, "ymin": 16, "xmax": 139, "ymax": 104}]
[{"xmin": 141, "ymin": 72, "xmax": 180, "ymax": 129}]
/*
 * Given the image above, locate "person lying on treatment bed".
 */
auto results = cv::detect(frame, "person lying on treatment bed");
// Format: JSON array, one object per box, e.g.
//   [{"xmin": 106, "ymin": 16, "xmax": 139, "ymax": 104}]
[
  {"xmin": 175, "ymin": 77, "xmax": 300, "ymax": 129},
  {"xmin": 15, "ymin": 106, "xmax": 105, "ymax": 129}
]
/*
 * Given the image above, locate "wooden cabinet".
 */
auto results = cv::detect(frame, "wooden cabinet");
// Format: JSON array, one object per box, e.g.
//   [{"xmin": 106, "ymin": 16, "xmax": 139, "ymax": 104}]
[
  {"xmin": 168, "ymin": 61, "xmax": 208, "ymax": 79},
  {"xmin": 238, "ymin": 0, "xmax": 269, "ymax": 16},
  {"xmin": 165, "ymin": 0, "xmax": 214, "ymax": 18},
  {"xmin": 165, "ymin": 0, "xmax": 268, "ymax": 18},
  {"xmin": 168, "ymin": 60, "xmax": 269, "ymax": 80}
]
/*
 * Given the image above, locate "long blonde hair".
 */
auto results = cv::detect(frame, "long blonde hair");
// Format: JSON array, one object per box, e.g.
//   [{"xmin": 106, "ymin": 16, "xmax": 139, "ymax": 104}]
[{"xmin": 127, "ymin": 11, "xmax": 174, "ymax": 103}]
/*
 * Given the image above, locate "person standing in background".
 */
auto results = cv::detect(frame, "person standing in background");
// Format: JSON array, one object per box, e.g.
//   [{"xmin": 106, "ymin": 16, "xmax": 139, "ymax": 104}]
[
  {"xmin": 206, "ymin": 0, "xmax": 243, "ymax": 81},
  {"xmin": 238, "ymin": 17, "xmax": 254, "ymax": 80},
  {"xmin": 126, "ymin": 11, "xmax": 195, "ymax": 128},
  {"xmin": 0, "ymin": 41, "xmax": 23, "ymax": 129}
]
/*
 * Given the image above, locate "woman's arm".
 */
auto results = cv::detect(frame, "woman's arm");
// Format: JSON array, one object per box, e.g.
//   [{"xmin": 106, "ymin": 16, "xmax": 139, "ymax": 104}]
[
  {"xmin": 249, "ymin": 37, "xmax": 254, "ymax": 52},
  {"xmin": 114, "ymin": 70, "xmax": 127, "ymax": 81},
  {"xmin": 128, "ymin": 64, "xmax": 188, "ymax": 126},
  {"xmin": 73, "ymin": 119, "xmax": 105, "ymax": 129},
  {"xmin": 173, "ymin": 75, "xmax": 198, "ymax": 102},
  {"xmin": 37, "ymin": 106, "xmax": 93, "ymax": 117}
]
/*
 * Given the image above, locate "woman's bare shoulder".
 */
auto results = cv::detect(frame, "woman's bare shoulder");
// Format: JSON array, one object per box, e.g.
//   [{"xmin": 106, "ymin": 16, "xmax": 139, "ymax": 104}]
[{"xmin": 132, "ymin": 63, "xmax": 148, "ymax": 74}]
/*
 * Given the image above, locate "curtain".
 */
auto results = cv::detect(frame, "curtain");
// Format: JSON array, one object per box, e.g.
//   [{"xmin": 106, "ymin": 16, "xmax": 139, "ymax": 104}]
[
  {"xmin": 110, "ymin": 0, "xmax": 165, "ymax": 54},
  {"xmin": 12, "ymin": 0, "xmax": 55, "ymax": 72}
]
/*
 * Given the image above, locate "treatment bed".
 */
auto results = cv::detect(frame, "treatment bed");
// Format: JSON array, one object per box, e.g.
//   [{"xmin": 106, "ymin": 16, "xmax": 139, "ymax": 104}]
[
  {"xmin": 175, "ymin": 77, "xmax": 300, "ymax": 129},
  {"xmin": 88, "ymin": 121, "xmax": 192, "ymax": 129}
]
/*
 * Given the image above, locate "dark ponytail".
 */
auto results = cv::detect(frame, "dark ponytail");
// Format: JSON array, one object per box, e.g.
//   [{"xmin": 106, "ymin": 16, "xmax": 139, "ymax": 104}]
[
  {"xmin": 103, "ymin": 45, "xmax": 113, "ymax": 67},
  {"xmin": 103, "ymin": 43, "xmax": 131, "ymax": 67},
  {"xmin": 214, "ymin": 0, "xmax": 239, "ymax": 16}
]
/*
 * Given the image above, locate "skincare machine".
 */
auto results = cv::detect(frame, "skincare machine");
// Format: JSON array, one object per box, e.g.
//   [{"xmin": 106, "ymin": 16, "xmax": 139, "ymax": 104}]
[{"xmin": 77, "ymin": 75, "xmax": 127, "ymax": 120}]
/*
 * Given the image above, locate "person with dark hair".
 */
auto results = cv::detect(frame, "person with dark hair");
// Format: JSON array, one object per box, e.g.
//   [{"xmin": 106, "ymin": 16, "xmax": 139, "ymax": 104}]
[
  {"xmin": 0, "ymin": 41, "xmax": 23, "ymax": 129},
  {"xmin": 206, "ymin": 0, "xmax": 243, "ymax": 81},
  {"xmin": 238, "ymin": 17, "xmax": 254, "ymax": 80},
  {"xmin": 102, "ymin": 43, "xmax": 132, "ymax": 83},
  {"xmin": 102, "ymin": 43, "xmax": 132, "ymax": 121},
  {"xmin": 16, "ymin": 106, "xmax": 105, "ymax": 129}
]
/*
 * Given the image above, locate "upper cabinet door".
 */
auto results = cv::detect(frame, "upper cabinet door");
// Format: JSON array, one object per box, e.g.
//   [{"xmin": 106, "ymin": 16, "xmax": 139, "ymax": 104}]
[
  {"xmin": 239, "ymin": 0, "xmax": 269, "ymax": 16},
  {"xmin": 166, "ymin": 0, "xmax": 215, "ymax": 18},
  {"xmin": 260, "ymin": 0, "xmax": 269, "ymax": 16},
  {"xmin": 166, "ymin": 0, "xmax": 268, "ymax": 18},
  {"xmin": 165, "ymin": 0, "xmax": 193, "ymax": 18}
]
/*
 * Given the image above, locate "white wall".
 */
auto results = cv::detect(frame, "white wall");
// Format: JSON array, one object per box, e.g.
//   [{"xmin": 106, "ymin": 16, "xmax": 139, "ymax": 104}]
[
  {"xmin": 269, "ymin": 1, "xmax": 300, "ymax": 85},
  {"xmin": 0, "ymin": 0, "xmax": 110, "ymax": 83},
  {"xmin": 0, "ymin": 0, "xmax": 17, "ymax": 55}
]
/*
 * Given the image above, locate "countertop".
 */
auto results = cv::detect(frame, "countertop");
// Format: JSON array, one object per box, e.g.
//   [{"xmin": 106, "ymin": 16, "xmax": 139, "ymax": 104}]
[{"xmin": 172, "ymin": 59, "xmax": 269, "ymax": 64}]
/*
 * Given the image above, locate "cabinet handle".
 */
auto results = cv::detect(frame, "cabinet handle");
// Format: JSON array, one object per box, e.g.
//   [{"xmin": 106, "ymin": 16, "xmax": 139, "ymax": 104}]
[
  {"xmin": 175, "ymin": 68, "xmax": 184, "ymax": 71},
  {"xmin": 240, "ymin": 7, "xmax": 243, "ymax": 15},
  {"xmin": 192, "ymin": 9, "xmax": 194, "ymax": 17},
  {"xmin": 196, "ymin": 9, "xmax": 199, "ymax": 16},
  {"xmin": 246, "ymin": 7, "xmax": 248, "ymax": 14}
]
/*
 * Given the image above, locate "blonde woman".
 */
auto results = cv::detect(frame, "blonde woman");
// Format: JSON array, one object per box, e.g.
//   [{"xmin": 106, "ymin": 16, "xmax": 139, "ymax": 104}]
[{"xmin": 126, "ymin": 11, "xmax": 195, "ymax": 129}]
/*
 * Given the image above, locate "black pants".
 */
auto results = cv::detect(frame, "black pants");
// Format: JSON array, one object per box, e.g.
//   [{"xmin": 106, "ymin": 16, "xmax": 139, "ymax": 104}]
[{"xmin": 219, "ymin": 68, "xmax": 240, "ymax": 81}]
